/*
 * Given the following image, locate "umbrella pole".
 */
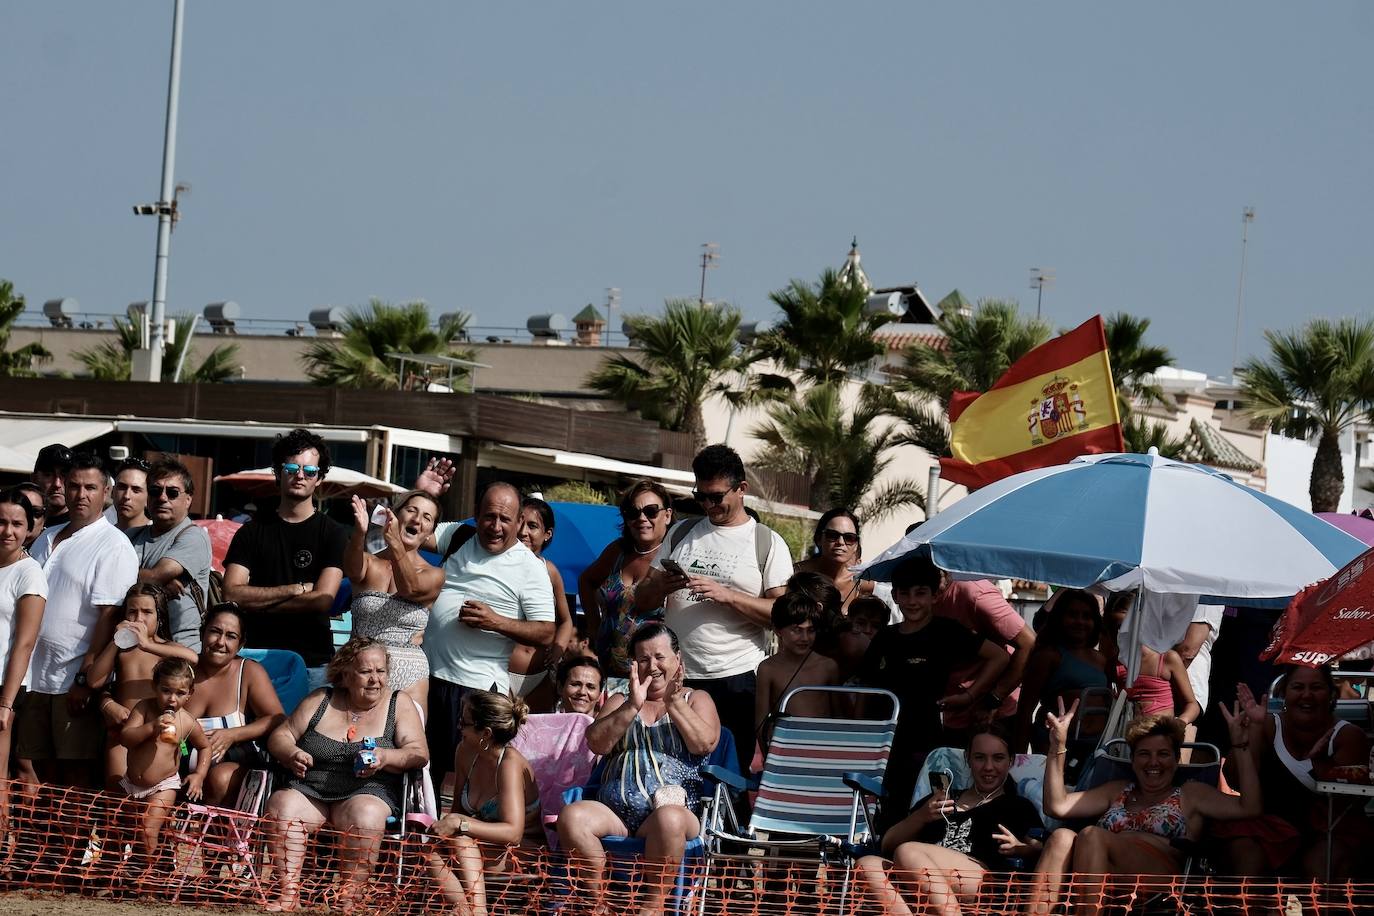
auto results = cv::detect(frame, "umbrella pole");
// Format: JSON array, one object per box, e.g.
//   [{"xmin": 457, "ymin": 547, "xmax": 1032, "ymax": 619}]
[{"xmin": 1123, "ymin": 586, "xmax": 1144, "ymax": 687}]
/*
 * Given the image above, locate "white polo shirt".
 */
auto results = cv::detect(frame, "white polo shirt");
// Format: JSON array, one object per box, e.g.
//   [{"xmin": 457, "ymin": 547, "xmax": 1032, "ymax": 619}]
[
  {"xmin": 422, "ymin": 525, "xmax": 555, "ymax": 691},
  {"xmin": 29, "ymin": 517, "xmax": 139, "ymax": 695}
]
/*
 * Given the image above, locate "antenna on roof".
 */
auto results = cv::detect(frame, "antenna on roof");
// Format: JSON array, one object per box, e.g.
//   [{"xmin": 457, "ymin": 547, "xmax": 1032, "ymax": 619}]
[{"xmin": 699, "ymin": 243, "xmax": 719, "ymax": 306}]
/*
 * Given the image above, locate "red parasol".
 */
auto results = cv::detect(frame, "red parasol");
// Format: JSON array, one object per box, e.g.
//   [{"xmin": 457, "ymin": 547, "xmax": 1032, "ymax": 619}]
[
  {"xmin": 194, "ymin": 517, "xmax": 242, "ymax": 574},
  {"xmin": 1263, "ymin": 546, "xmax": 1374, "ymax": 667}
]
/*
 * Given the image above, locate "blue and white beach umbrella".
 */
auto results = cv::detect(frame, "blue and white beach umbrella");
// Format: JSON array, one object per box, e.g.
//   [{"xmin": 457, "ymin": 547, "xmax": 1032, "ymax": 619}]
[{"xmin": 861, "ymin": 450, "xmax": 1367, "ymax": 608}]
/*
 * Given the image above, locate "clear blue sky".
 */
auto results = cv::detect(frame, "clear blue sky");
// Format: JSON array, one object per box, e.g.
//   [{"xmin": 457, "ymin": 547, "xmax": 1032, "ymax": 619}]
[{"xmin": 5, "ymin": 2, "xmax": 1372, "ymax": 377}]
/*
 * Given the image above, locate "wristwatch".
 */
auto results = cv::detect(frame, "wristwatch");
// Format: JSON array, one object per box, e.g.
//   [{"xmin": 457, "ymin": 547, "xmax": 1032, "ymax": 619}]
[
  {"xmin": 458, "ymin": 818, "xmax": 470, "ymax": 835},
  {"xmin": 73, "ymin": 671, "xmax": 89, "ymax": 688}
]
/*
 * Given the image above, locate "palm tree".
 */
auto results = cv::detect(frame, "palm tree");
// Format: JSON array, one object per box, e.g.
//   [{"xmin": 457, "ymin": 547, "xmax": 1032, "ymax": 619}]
[
  {"xmin": 0, "ymin": 280, "xmax": 53, "ymax": 377},
  {"xmin": 1122, "ymin": 414, "xmax": 1186, "ymax": 458},
  {"xmin": 74, "ymin": 313, "xmax": 238, "ymax": 382},
  {"xmin": 887, "ymin": 299, "xmax": 1052, "ymax": 457},
  {"xmin": 747, "ymin": 267, "xmax": 896, "ymax": 391},
  {"xmin": 750, "ymin": 382, "xmax": 924, "ymax": 521},
  {"xmin": 587, "ymin": 299, "xmax": 747, "ymax": 450},
  {"xmin": 302, "ymin": 300, "xmax": 474, "ymax": 390},
  {"xmin": 1241, "ymin": 317, "xmax": 1374, "ymax": 512},
  {"xmin": 1104, "ymin": 312, "xmax": 1173, "ymax": 415}
]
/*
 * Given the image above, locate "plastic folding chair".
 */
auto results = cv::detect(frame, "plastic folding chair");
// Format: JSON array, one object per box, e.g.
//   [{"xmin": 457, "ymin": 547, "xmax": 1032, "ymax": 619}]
[
  {"xmin": 239, "ymin": 648, "xmax": 310, "ymax": 716},
  {"xmin": 509, "ymin": 712, "xmax": 598, "ymax": 848},
  {"xmin": 168, "ymin": 766, "xmax": 275, "ymax": 904},
  {"xmin": 701, "ymin": 686, "xmax": 900, "ymax": 911}
]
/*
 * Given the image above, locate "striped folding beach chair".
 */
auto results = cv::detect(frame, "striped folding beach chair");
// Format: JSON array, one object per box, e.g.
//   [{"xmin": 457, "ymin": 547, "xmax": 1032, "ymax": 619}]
[{"xmin": 700, "ymin": 686, "xmax": 899, "ymax": 909}]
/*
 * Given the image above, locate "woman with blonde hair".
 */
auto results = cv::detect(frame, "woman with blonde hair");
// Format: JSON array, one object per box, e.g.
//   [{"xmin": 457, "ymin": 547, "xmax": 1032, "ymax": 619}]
[{"xmin": 429, "ymin": 690, "xmax": 544, "ymax": 916}]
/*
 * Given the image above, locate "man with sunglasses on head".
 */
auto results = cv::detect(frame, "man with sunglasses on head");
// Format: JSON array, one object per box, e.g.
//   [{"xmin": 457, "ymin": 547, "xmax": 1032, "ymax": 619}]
[
  {"xmin": 634, "ymin": 444, "xmax": 793, "ymax": 773},
  {"xmin": 223, "ymin": 428, "xmax": 348, "ymax": 690},
  {"xmin": 127, "ymin": 458, "xmax": 212, "ymax": 651},
  {"xmin": 111, "ymin": 457, "xmax": 151, "ymax": 533}
]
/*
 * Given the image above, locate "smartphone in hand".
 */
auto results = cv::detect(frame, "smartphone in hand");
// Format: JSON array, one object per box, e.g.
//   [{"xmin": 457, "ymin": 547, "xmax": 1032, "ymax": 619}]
[{"xmin": 662, "ymin": 559, "xmax": 688, "ymax": 579}]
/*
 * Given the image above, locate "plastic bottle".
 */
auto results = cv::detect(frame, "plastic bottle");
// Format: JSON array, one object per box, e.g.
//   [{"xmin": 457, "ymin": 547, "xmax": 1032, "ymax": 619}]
[{"xmin": 158, "ymin": 708, "xmax": 180, "ymax": 745}]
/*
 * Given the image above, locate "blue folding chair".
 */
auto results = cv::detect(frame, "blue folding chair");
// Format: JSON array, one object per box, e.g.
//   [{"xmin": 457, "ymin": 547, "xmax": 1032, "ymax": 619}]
[{"xmin": 240, "ymin": 648, "xmax": 309, "ymax": 714}]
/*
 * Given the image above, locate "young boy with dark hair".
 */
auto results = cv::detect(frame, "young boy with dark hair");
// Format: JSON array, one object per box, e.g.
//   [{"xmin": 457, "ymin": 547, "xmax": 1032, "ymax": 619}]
[
  {"xmin": 755, "ymin": 589, "xmax": 840, "ymax": 752},
  {"xmin": 836, "ymin": 595, "xmax": 890, "ymax": 683},
  {"xmin": 859, "ymin": 555, "xmax": 1008, "ymax": 830}
]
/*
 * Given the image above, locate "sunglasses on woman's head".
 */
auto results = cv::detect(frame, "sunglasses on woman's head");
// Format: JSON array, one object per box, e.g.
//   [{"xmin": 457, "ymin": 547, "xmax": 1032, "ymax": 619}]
[
  {"xmin": 622, "ymin": 504, "xmax": 665, "ymax": 521},
  {"xmin": 281, "ymin": 463, "xmax": 321, "ymax": 478},
  {"xmin": 822, "ymin": 529, "xmax": 859, "ymax": 545}
]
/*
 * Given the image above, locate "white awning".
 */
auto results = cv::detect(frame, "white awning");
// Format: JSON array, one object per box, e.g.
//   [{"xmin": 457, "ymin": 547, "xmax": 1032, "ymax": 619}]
[
  {"xmin": 485, "ymin": 444, "xmax": 697, "ymax": 484},
  {"xmin": 0, "ymin": 416, "xmax": 117, "ymax": 472}
]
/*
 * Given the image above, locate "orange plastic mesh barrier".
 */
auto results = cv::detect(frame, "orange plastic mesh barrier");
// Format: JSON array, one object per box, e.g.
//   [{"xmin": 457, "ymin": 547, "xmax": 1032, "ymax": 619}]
[{"xmin": 0, "ymin": 780, "xmax": 1371, "ymax": 914}]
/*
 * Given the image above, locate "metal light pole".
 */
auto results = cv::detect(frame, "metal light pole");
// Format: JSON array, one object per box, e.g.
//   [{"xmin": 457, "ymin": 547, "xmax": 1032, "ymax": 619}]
[
  {"xmin": 141, "ymin": 0, "xmax": 186, "ymax": 382},
  {"xmin": 699, "ymin": 242, "xmax": 719, "ymax": 306},
  {"xmin": 1231, "ymin": 207, "xmax": 1256, "ymax": 381},
  {"xmin": 1029, "ymin": 267, "xmax": 1055, "ymax": 320}
]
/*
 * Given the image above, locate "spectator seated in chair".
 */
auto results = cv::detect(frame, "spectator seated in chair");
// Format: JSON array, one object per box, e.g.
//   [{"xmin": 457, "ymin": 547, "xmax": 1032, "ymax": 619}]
[
  {"xmin": 558, "ymin": 622, "xmax": 720, "ymax": 916},
  {"xmin": 263, "ymin": 637, "xmax": 428, "ymax": 912},
  {"xmin": 1029, "ymin": 701, "xmax": 1261, "ymax": 916},
  {"xmin": 857, "ymin": 725, "xmax": 1044, "ymax": 916},
  {"xmin": 428, "ymin": 690, "xmax": 544, "ymax": 916}
]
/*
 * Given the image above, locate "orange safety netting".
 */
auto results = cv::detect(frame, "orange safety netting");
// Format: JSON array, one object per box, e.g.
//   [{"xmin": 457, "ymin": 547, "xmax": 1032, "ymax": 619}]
[{"xmin": 0, "ymin": 781, "xmax": 1370, "ymax": 914}]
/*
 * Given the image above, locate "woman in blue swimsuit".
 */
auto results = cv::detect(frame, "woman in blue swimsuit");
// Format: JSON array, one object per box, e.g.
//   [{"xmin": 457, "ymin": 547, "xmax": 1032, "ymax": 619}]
[
  {"xmin": 430, "ymin": 691, "xmax": 543, "ymax": 916},
  {"xmin": 558, "ymin": 623, "xmax": 720, "ymax": 916}
]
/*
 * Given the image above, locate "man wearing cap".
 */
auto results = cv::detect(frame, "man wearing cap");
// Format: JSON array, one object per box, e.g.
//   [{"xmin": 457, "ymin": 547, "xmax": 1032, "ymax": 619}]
[
  {"xmin": 128, "ymin": 458, "xmax": 212, "ymax": 651},
  {"xmin": 22, "ymin": 452, "xmax": 138, "ymax": 788},
  {"xmin": 30, "ymin": 444, "xmax": 73, "ymax": 527},
  {"xmin": 223, "ymin": 428, "xmax": 348, "ymax": 690}
]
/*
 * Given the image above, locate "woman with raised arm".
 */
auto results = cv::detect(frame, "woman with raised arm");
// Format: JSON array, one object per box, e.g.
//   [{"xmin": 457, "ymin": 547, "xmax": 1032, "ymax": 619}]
[
  {"xmin": 1214, "ymin": 667, "xmax": 1371, "ymax": 880},
  {"xmin": 557, "ymin": 622, "xmax": 719, "ymax": 916},
  {"xmin": 346, "ymin": 492, "xmax": 445, "ymax": 716},
  {"xmin": 1029, "ymin": 697, "xmax": 1262, "ymax": 916}
]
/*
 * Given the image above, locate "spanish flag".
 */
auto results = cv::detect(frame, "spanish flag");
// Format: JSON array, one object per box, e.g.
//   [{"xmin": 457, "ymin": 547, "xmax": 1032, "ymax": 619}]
[{"xmin": 939, "ymin": 315, "xmax": 1124, "ymax": 489}]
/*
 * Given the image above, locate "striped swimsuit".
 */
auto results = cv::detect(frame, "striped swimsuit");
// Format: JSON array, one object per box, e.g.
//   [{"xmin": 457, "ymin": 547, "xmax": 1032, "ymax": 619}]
[{"xmin": 596, "ymin": 692, "xmax": 705, "ymax": 832}]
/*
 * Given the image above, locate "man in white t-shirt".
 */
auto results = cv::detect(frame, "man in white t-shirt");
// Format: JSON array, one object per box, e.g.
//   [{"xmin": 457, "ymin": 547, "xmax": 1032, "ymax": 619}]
[
  {"xmin": 21, "ymin": 453, "xmax": 138, "ymax": 788},
  {"xmin": 636, "ymin": 445, "xmax": 793, "ymax": 771},
  {"xmin": 418, "ymin": 480, "xmax": 555, "ymax": 785}
]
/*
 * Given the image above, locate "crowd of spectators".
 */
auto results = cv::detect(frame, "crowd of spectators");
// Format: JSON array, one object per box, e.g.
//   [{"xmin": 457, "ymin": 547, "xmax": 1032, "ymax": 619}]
[{"xmin": 0, "ymin": 431, "xmax": 1369, "ymax": 914}]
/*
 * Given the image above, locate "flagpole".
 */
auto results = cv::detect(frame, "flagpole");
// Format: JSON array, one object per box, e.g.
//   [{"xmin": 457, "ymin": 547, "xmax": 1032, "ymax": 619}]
[{"xmin": 927, "ymin": 466, "xmax": 941, "ymax": 518}]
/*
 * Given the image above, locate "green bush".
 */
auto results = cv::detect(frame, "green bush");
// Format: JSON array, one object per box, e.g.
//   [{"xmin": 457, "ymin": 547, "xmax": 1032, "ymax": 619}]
[
  {"xmin": 543, "ymin": 480, "xmax": 612, "ymax": 506},
  {"xmin": 759, "ymin": 511, "xmax": 810, "ymax": 562}
]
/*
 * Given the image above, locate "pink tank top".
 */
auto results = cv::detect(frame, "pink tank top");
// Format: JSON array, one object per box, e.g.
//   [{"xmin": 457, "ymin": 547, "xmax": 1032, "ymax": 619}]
[{"xmin": 1126, "ymin": 653, "xmax": 1173, "ymax": 715}]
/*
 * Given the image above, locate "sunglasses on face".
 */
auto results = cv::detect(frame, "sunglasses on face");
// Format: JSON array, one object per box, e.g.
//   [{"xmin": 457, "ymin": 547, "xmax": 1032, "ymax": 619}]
[
  {"xmin": 821, "ymin": 529, "xmax": 859, "ymax": 545},
  {"xmin": 622, "ymin": 504, "xmax": 665, "ymax": 521},
  {"xmin": 281, "ymin": 463, "xmax": 321, "ymax": 478},
  {"xmin": 692, "ymin": 488, "xmax": 734, "ymax": 505},
  {"xmin": 148, "ymin": 484, "xmax": 183, "ymax": 500}
]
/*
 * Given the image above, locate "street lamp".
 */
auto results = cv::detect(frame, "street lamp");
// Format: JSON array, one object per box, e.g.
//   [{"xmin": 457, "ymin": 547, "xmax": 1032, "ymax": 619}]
[
  {"xmin": 130, "ymin": 0, "xmax": 187, "ymax": 382},
  {"xmin": 1029, "ymin": 267, "xmax": 1055, "ymax": 319}
]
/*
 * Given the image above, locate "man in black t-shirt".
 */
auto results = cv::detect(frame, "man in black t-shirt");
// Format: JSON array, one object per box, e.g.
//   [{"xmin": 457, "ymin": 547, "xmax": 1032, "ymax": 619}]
[
  {"xmin": 861, "ymin": 555, "xmax": 1008, "ymax": 829},
  {"xmin": 223, "ymin": 429, "xmax": 348, "ymax": 689}
]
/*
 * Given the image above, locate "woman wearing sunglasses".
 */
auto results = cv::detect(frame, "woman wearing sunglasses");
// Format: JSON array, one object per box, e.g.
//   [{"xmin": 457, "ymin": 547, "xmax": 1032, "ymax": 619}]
[
  {"xmin": 577, "ymin": 480, "xmax": 674, "ymax": 695},
  {"xmin": 796, "ymin": 508, "xmax": 874, "ymax": 612}
]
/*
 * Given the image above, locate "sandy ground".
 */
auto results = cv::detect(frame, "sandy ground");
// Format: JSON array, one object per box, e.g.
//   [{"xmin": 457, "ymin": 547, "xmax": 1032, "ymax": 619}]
[{"xmin": 0, "ymin": 893, "xmax": 261, "ymax": 916}]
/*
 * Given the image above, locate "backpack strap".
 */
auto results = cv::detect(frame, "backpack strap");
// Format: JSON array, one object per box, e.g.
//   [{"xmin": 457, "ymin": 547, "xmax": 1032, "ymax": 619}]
[
  {"xmin": 667, "ymin": 515, "xmax": 776, "ymax": 598},
  {"xmin": 753, "ymin": 522, "xmax": 775, "ymax": 596},
  {"xmin": 442, "ymin": 523, "xmax": 478, "ymax": 563},
  {"xmin": 666, "ymin": 516, "xmax": 709, "ymax": 557}
]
